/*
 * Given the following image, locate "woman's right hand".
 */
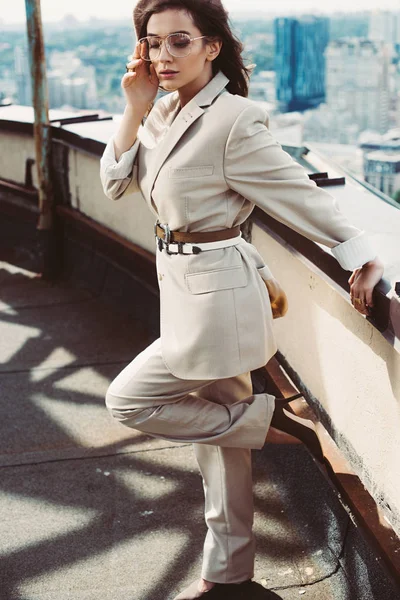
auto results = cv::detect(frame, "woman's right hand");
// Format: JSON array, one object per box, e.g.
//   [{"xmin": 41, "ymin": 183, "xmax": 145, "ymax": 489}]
[
  {"xmin": 348, "ymin": 256, "xmax": 384, "ymax": 316},
  {"xmin": 122, "ymin": 41, "xmax": 159, "ymax": 110}
]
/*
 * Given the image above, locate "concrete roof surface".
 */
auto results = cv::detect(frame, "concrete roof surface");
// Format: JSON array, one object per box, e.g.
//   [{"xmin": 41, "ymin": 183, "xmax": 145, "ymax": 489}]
[{"xmin": 0, "ymin": 259, "xmax": 398, "ymax": 600}]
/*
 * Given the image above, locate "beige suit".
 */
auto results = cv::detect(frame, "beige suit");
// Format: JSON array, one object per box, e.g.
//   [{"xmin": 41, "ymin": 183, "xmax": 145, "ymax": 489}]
[
  {"xmin": 100, "ymin": 69, "xmax": 377, "ymax": 381},
  {"xmin": 100, "ymin": 70, "xmax": 377, "ymax": 585}
]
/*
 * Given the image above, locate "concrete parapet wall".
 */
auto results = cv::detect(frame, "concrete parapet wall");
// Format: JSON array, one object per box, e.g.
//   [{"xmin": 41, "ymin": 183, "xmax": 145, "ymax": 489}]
[
  {"xmin": 252, "ymin": 223, "xmax": 400, "ymax": 539},
  {"xmin": 69, "ymin": 148, "xmax": 156, "ymax": 254},
  {"xmin": 0, "ymin": 131, "xmax": 38, "ymax": 187}
]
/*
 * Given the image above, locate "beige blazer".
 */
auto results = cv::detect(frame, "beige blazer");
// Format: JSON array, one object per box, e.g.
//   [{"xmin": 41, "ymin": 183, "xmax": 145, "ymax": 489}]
[{"xmin": 100, "ymin": 70, "xmax": 377, "ymax": 380}]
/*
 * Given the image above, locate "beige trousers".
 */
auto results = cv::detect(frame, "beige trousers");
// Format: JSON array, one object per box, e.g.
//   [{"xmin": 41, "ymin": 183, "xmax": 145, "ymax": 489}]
[{"xmin": 105, "ymin": 337, "xmax": 275, "ymax": 583}]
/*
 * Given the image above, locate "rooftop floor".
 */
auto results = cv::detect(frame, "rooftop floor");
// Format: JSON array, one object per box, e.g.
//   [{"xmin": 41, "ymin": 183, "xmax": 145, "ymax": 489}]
[{"xmin": 0, "ymin": 257, "xmax": 398, "ymax": 600}]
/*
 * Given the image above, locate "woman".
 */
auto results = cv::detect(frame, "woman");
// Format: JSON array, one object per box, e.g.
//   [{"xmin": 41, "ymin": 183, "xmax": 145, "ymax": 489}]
[{"xmin": 99, "ymin": 1, "xmax": 384, "ymax": 598}]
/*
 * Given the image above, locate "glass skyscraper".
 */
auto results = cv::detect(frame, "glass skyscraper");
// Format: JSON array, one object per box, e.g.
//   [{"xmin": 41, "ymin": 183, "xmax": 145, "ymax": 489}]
[{"xmin": 275, "ymin": 16, "xmax": 330, "ymax": 112}]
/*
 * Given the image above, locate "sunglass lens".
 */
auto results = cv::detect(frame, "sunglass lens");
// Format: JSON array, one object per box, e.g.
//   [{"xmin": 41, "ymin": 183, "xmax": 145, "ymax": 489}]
[
  {"xmin": 139, "ymin": 38, "xmax": 152, "ymax": 60},
  {"xmin": 168, "ymin": 33, "xmax": 191, "ymax": 56}
]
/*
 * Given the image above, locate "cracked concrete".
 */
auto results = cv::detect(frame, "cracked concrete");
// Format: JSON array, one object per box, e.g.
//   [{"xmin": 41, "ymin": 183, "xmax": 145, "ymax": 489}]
[{"xmin": 0, "ymin": 258, "xmax": 398, "ymax": 600}]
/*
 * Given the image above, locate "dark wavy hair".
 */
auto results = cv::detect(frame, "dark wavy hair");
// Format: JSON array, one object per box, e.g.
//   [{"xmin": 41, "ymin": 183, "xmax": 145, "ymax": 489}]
[{"xmin": 133, "ymin": 0, "xmax": 253, "ymax": 97}]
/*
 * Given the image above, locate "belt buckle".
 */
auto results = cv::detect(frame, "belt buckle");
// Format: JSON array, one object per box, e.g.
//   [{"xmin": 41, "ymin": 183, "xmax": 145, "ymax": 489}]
[
  {"xmin": 157, "ymin": 221, "xmax": 174, "ymax": 254},
  {"xmin": 155, "ymin": 221, "xmax": 202, "ymax": 255},
  {"xmin": 154, "ymin": 220, "xmax": 163, "ymax": 252}
]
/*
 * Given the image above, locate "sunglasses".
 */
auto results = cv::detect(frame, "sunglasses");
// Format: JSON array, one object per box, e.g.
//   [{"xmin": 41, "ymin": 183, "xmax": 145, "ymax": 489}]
[{"xmin": 137, "ymin": 33, "xmax": 209, "ymax": 60}]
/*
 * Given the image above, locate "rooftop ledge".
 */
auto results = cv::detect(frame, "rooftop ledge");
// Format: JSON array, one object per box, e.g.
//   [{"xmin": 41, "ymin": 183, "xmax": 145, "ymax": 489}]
[{"xmin": 0, "ymin": 103, "xmax": 399, "ymax": 349}]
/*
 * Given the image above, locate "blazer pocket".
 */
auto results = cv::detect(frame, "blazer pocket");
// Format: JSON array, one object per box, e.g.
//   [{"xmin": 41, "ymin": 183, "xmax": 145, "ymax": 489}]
[
  {"xmin": 185, "ymin": 266, "xmax": 247, "ymax": 295},
  {"xmin": 169, "ymin": 165, "xmax": 214, "ymax": 178}
]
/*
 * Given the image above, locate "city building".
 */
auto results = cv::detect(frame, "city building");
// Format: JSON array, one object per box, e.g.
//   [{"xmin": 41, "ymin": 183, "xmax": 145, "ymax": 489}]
[
  {"xmin": 359, "ymin": 128, "xmax": 400, "ymax": 153},
  {"xmin": 0, "ymin": 72, "xmax": 16, "ymax": 105},
  {"xmin": 325, "ymin": 38, "xmax": 391, "ymax": 136},
  {"xmin": 302, "ymin": 104, "xmax": 360, "ymax": 145},
  {"xmin": 10, "ymin": 48, "xmax": 98, "ymax": 110},
  {"xmin": 274, "ymin": 15, "xmax": 329, "ymax": 112},
  {"xmin": 364, "ymin": 150, "xmax": 400, "ymax": 198},
  {"xmin": 248, "ymin": 70, "xmax": 276, "ymax": 104},
  {"xmin": 14, "ymin": 46, "xmax": 32, "ymax": 106},
  {"xmin": 369, "ymin": 9, "xmax": 400, "ymax": 50},
  {"xmin": 47, "ymin": 53, "xmax": 98, "ymax": 110}
]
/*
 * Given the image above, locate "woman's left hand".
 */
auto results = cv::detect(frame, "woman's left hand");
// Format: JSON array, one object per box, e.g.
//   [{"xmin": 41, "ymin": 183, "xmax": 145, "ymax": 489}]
[
  {"xmin": 348, "ymin": 257, "xmax": 384, "ymax": 315},
  {"xmin": 264, "ymin": 277, "xmax": 289, "ymax": 319}
]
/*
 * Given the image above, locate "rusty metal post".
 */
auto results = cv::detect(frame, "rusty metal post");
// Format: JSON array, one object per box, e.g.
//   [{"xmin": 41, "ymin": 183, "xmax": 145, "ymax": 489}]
[{"xmin": 25, "ymin": 0, "xmax": 59, "ymax": 279}]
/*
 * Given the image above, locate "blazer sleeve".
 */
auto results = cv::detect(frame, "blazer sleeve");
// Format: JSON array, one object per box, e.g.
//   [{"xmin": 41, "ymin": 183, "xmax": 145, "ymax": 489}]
[
  {"xmin": 99, "ymin": 134, "xmax": 141, "ymax": 201},
  {"xmin": 223, "ymin": 103, "xmax": 378, "ymax": 271}
]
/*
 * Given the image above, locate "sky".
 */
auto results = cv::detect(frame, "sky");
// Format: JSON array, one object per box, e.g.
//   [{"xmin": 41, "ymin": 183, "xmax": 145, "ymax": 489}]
[{"xmin": 1, "ymin": 0, "xmax": 399, "ymax": 25}]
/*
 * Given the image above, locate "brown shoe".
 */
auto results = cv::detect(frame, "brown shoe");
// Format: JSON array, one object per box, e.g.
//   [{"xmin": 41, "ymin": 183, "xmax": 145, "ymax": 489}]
[{"xmin": 269, "ymin": 393, "xmax": 325, "ymax": 464}]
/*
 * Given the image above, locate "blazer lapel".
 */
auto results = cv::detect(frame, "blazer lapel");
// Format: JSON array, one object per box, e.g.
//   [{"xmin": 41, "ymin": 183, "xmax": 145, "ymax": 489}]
[{"xmin": 148, "ymin": 70, "xmax": 229, "ymax": 204}]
